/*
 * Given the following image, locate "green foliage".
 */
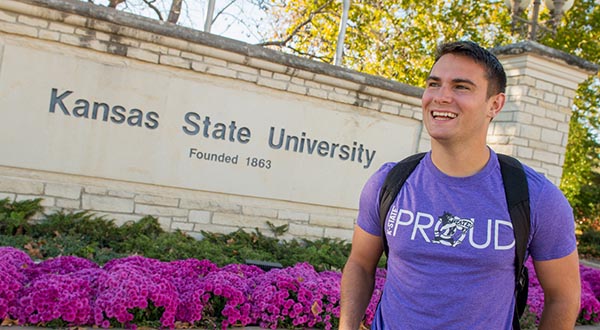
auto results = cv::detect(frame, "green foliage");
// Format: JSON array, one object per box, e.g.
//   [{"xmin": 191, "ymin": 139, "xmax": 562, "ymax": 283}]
[
  {"xmin": 129, "ymin": 300, "xmax": 164, "ymax": 328},
  {"xmin": 31, "ymin": 210, "xmax": 121, "ymax": 246},
  {"xmin": 0, "ymin": 234, "xmax": 33, "ymax": 249},
  {"xmin": 548, "ymin": 0, "xmax": 600, "ymax": 231},
  {"xmin": 0, "ymin": 198, "xmax": 43, "ymax": 235},
  {"xmin": 561, "ymin": 111, "xmax": 600, "ymax": 231},
  {"xmin": 266, "ymin": 0, "xmax": 513, "ymax": 86},
  {"xmin": 266, "ymin": 0, "xmax": 600, "ymax": 232},
  {"xmin": 577, "ymin": 229, "xmax": 600, "ymax": 259},
  {"xmin": 0, "ymin": 198, "xmax": 351, "ymax": 270},
  {"xmin": 519, "ymin": 306, "xmax": 539, "ymax": 330}
]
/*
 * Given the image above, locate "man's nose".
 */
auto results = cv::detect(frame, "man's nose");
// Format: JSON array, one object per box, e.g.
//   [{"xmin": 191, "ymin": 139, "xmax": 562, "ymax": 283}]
[{"xmin": 433, "ymin": 85, "xmax": 452, "ymax": 104}]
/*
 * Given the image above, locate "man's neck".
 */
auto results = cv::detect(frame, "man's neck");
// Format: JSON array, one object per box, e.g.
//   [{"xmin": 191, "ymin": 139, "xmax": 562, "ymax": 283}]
[{"xmin": 430, "ymin": 143, "xmax": 491, "ymax": 177}]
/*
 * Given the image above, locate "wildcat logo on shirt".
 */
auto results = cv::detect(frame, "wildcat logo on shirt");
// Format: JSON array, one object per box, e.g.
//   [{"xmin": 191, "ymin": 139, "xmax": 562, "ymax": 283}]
[{"xmin": 433, "ymin": 211, "xmax": 474, "ymax": 247}]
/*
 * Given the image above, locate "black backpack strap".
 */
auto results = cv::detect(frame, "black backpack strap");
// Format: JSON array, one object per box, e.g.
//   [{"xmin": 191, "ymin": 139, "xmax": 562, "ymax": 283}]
[
  {"xmin": 498, "ymin": 154, "xmax": 531, "ymax": 330},
  {"xmin": 378, "ymin": 152, "xmax": 426, "ymax": 258}
]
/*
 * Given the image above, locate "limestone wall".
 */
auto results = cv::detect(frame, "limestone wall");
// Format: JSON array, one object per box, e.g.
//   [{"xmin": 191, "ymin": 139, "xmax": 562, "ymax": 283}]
[{"xmin": 0, "ymin": 0, "xmax": 595, "ymax": 241}]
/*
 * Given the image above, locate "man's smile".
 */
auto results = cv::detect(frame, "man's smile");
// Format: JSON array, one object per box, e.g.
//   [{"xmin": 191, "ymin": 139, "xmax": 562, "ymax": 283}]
[{"xmin": 431, "ymin": 111, "xmax": 458, "ymax": 120}]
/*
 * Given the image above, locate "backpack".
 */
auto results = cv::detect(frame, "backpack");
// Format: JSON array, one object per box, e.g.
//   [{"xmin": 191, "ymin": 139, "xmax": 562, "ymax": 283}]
[{"xmin": 378, "ymin": 153, "xmax": 531, "ymax": 330}]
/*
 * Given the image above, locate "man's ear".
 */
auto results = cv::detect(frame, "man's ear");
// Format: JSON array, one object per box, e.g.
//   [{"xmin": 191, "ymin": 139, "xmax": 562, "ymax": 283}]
[{"xmin": 488, "ymin": 93, "xmax": 506, "ymax": 120}]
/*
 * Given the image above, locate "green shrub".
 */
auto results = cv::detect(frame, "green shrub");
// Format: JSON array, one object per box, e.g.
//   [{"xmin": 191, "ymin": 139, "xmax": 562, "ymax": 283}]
[
  {"xmin": 578, "ymin": 229, "xmax": 600, "ymax": 260},
  {"xmin": 31, "ymin": 210, "xmax": 121, "ymax": 246},
  {"xmin": 0, "ymin": 198, "xmax": 353, "ymax": 270},
  {"xmin": 0, "ymin": 198, "xmax": 43, "ymax": 235}
]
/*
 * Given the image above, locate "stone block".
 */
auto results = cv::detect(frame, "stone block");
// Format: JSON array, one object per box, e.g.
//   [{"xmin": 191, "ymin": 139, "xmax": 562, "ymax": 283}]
[
  {"xmin": 134, "ymin": 194, "xmax": 179, "ymax": 207},
  {"xmin": 45, "ymin": 183, "xmax": 82, "ymax": 199},
  {"xmin": 310, "ymin": 214, "xmax": 354, "ymax": 229},
  {"xmin": 206, "ymin": 65, "xmax": 238, "ymax": 79},
  {"xmin": 328, "ymin": 91, "xmax": 357, "ymax": 104},
  {"xmin": 128, "ymin": 48, "xmax": 159, "ymax": 63},
  {"xmin": 0, "ymin": 177, "xmax": 43, "ymax": 194},
  {"xmin": 515, "ymin": 112, "xmax": 533, "ymax": 124},
  {"xmin": 313, "ymin": 74, "xmax": 361, "ymax": 91},
  {"xmin": 212, "ymin": 212, "xmax": 269, "ymax": 229},
  {"xmin": 48, "ymin": 22, "xmax": 73, "ymax": 33},
  {"xmin": 55, "ymin": 198, "xmax": 81, "ymax": 209},
  {"xmin": 171, "ymin": 221, "xmax": 194, "ymax": 231},
  {"xmin": 59, "ymin": 33, "xmax": 83, "ymax": 46},
  {"xmin": 535, "ymin": 79, "xmax": 554, "ymax": 92},
  {"xmin": 324, "ymin": 227, "xmax": 353, "ymax": 241},
  {"xmin": 203, "ymin": 56, "xmax": 228, "ymax": 67},
  {"xmin": 237, "ymin": 72, "xmax": 258, "ymax": 83},
  {"xmin": 556, "ymin": 95, "xmax": 570, "ymax": 107},
  {"xmin": 18, "ymin": 14, "xmax": 48, "ymax": 28},
  {"xmin": 108, "ymin": 190, "xmax": 135, "ymax": 198},
  {"xmin": 273, "ymin": 73, "xmax": 291, "ymax": 81},
  {"xmin": 290, "ymin": 77, "xmax": 305, "ymax": 85},
  {"xmin": 257, "ymin": 77, "xmax": 288, "ymax": 90},
  {"xmin": 157, "ymin": 216, "xmax": 172, "ymax": 231},
  {"xmin": 533, "ymin": 150, "xmax": 559, "ymax": 164},
  {"xmin": 189, "ymin": 210, "xmax": 211, "ymax": 224},
  {"xmin": 543, "ymin": 92, "xmax": 557, "ymax": 103},
  {"xmin": 159, "ymin": 55, "xmax": 190, "ymax": 69},
  {"xmin": 16, "ymin": 195, "xmax": 54, "ymax": 207},
  {"xmin": 82, "ymin": 194, "xmax": 134, "ymax": 213},
  {"xmin": 247, "ymin": 58, "xmax": 288, "ymax": 74},
  {"xmin": 287, "ymin": 84, "xmax": 307, "ymax": 95},
  {"xmin": 516, "ymin": 146, "xmax": 534, "ymax": 159},
  {"xmin": 191, "ymin": 61, "xmax": 209, "ymax": 72},
  {"xmin": 520, "ymin": 125, "xmax": 541, "ymax": 140},
  {"xmin": 534, "ymin": 117, "xmax": 558, "ymax": 129},
  {"xmin": 0, "ymin": 21, "xmax": 37, "ymax": 37},
  {"xmin": 307, "ymin": 88, "xmax": 328, "ymax": 99},
  {"xmin": 259, "ymin": 69, "xmax": 273, "ymax": 78},
  {"xmin": 288, "ymin": 223, "xmax": 324, "ymax": 238},
  {"xmin": 179, "ymin": 198, "xmax": 210, "ymax": 209},
  {"xmin": 228, "ymin": 63, "xmax": 259, "ymax": 75},
  {"xmin": 242, "ymin": 206, "xmax": 278, "ymax": 218},
  {"xmin": 278, "ymin": 210, "xmax": 309, "ymax": 222},
  {"xmin": 38, "ymin": 29, "xmax": 59, "ymax": 41},
  {"xmin": 85, "ymin": 186, "xmax": 108, "ymax": 195},
  {"xmin": 0, "ymin": 10, "xmax": 16, "ymax": 23},
  {"xmin": 0, "ymin": 193, "xmax": 15, "ymax": 201},
  {"xmin": 167, "ymin": 47, "xmax": 181, "ymax": 56},
  {"xmin": 135, "ymin": 204, "xmax": 188, "ymax": 217},
  {"xmin": 541, "ymin": 128, "xmax": 564, "ymax": 145},
  {"xmin": 193, "ymin": 223, "xmax": 237, "ymax": 235}
]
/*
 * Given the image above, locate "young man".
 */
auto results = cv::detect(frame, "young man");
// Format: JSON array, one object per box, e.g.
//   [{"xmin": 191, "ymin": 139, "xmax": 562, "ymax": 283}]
[{"xmin": 339, "ymin": 41, "xmax": 580, "ymax": 329}]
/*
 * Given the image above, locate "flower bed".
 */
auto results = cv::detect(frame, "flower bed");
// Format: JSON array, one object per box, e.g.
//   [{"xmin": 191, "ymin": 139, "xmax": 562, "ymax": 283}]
[{"xmin": 1, "ymin": 246, "xmax": 599, "ymax": 329}]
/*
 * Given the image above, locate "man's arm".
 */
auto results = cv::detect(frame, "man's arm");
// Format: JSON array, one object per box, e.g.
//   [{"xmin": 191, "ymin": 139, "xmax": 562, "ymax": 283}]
[
  {"xmin": 340, "ymin": 225, "xmax": 384, "ymax": 330},
  {"xmin": 534, "ymin": 250, "xmax": 581, "ymax": 330}
]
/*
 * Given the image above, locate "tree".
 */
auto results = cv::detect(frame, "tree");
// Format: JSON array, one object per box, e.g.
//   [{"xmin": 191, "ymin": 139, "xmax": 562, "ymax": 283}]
[
  {"xmin": 261, "ymin": 0, "xmax": 599, "ymax": 227},
  {"xmin": 262, "ymin": 0, "xmax": 514, "ymax": 86},
  {"xmin": 92, "ymin": 0, "xmax": 273, "ymax": 41},
  {"xmin": 545, "ymin": 0, "xmax": 600, "ymax": 230}
]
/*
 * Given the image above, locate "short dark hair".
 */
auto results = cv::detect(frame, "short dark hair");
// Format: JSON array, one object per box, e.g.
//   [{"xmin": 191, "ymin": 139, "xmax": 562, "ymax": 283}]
[{"xmin": 433, "ymin": 41, "xmax": 507, "ymax": 98}]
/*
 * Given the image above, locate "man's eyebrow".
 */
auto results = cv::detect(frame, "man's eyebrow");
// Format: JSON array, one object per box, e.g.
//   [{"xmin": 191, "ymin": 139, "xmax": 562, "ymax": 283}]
[{"xmin": 425, "ymin": 75, "xmax": 476, "ymax": 86}]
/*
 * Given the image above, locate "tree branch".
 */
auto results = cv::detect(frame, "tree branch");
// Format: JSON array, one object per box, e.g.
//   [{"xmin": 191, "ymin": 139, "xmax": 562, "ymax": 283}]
[
  {"xmin": 212, "ymin": 0, "xmax": 238, "ymax": 24},
  {"xmin": 142, "ymin": 0, "xmax": 164, "ymax": 21},
  {"xmin": 255, "ymin": 0, "xmax": 334, "ymax": 47}
]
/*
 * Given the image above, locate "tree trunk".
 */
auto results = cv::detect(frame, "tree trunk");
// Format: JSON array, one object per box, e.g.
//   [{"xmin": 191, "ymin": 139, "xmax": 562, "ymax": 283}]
[{"xmin": 168, "ymin": 0, "xmax": 183, "ymax": 23}]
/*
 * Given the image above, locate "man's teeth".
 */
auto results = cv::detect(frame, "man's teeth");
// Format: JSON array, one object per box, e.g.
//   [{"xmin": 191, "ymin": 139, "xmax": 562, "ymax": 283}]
[{"xmin": 432, "ymin": 111, "xmax": 457, "ymax": 119}]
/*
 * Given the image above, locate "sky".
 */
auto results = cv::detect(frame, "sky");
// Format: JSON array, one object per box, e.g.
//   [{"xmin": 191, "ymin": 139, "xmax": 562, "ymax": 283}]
[{"xmin": 94, "ymin": 0, "xmax": 270, "ymax": 44}]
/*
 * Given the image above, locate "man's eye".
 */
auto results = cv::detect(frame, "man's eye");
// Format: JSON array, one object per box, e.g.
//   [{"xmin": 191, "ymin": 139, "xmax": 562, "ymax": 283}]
[
  {"xmin": 427, "ymin": 82, "xmax": 440, "ymax": 87},
  {"xmin": 455, "ymin": 85, "xmax": 470, "ymax": 90}
]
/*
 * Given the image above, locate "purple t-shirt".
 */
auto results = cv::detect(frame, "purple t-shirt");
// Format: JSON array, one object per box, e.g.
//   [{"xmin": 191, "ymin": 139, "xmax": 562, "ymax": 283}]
[{"xmin": 357, "ymin": 151, "xmax": 576, "ymax": 330}]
